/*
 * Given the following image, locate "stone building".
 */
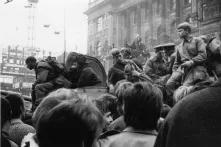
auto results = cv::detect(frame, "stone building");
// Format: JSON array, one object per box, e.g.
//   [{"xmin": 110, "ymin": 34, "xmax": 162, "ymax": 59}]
[{"xmin": 85, "ymin": 0, "xmax": 221, "ymax": 71}]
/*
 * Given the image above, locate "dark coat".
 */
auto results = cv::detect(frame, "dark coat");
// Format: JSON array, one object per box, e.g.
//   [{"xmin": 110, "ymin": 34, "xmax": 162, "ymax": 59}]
[
  {"xmin": 69, "ymin": 64, "xmax": 101, "ymax": 88},
  {"xmin": 154, "ymin": 79, "xmax": 221, "ymax": 147},
  {"xmin": 108, "ymin": 62, "xmax": 125, "ymax": 86}
]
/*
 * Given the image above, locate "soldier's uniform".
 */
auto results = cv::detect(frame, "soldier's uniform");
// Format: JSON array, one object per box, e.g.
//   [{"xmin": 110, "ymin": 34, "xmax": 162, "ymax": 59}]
[
  {"xmin": 108, "ymin": 49, "xmax": 126, "ymax": 86},
  {"xmin": 166, "ymin": 36, "xmax": 208, "ymax": 90},
  {"xmin": 144, "ymin": 53, "xmax": 168, "ymax": 80},
  {"xmin": 32, "ymin": 60, "xmax": 71, "ymax": 110}
]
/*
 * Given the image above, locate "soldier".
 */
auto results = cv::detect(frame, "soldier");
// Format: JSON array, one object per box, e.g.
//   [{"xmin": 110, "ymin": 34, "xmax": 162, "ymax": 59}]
[
  {"xmin": 65, "ymin": 52, "xmax": 102, "ymax": 88},
  {"xmin": 108, "ymin": 48, "xmax": 126, "ymax": 88},
  {"xmin": 144, "ymin": 45, "xmax": 168, "ymax": 83},
  {"xmin": 25, "ymin": 56, "xmax": 71, "ymax": 111},
  {"xmin": 166, "ymin": 22, "xmax": 209, "ymax": 91}
]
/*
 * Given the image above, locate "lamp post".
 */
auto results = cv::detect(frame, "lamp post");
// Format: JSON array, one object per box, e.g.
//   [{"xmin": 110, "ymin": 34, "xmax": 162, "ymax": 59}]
[{"xmin": 63, "ymin": 7, "xmax": 66, "ymax": 64}]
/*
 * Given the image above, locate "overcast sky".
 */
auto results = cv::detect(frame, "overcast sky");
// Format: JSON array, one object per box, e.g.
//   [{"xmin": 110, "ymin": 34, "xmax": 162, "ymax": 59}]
[{"xmin": 0, "ymin": 0, "xmax": 88, "ymax": 56}]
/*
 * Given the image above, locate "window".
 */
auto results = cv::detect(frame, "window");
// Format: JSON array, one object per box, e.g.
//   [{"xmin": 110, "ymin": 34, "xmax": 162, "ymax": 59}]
[
  {"xmin": 170, "ymin": 0, "xmax": 176, "ymax": 11},
  {"xmin": 202, "ymin": 2, "xmax": 221, "ymax": 21},
  {"xmin": 17, "ymin": 60, "xmax": 20, "ymax": 64},
  {"xmin": 9, "ymin": 59, "xmax": 14, "ymax": 64},
  {"xmin": 133, "ymin": 11, "xmax": 136, "ymax": 24},
  {"xmin": 97, "ymin": 17, "xmax": 103, "ymax": 32},
  {"xmin": 184, "ymin": 0, "xmax": 192, "ymax": 6}
]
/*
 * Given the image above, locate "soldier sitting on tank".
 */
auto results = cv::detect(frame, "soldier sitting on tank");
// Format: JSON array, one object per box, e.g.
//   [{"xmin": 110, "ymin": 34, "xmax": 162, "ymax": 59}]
[
  {"xmin": 25, "ymin": 56, "xmax": 71, "ymax": 111},
  {"xmin": 108, "ymin": 48, "xmax": 126, "ymax": 87},
  {"xmin": 166, "ymin": 22, "xmax": 209, "ymax": 92},
  {"xmin": 144, "ymin": 45, "xmax": 169, "ymax": 84},
  {"xmin": 65, "ymin": 52, "xmax": 101, "ymax": 89}
]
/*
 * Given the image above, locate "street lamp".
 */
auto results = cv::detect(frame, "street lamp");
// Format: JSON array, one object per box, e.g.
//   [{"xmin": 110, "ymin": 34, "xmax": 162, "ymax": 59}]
[{"xmin": 63, "ymin": 7, "xmax": 66, "ymax": 64}]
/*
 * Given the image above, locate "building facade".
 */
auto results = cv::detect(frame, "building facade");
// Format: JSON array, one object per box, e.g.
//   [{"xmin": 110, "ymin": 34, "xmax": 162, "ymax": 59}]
[{"xmin": 85, "ymin": 0, "xmax": 221, "ymax": 72}]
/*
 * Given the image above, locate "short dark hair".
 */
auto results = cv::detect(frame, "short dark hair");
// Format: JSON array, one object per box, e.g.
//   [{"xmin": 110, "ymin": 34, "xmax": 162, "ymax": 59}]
[
  {"xmin": 5, "ymin": 94, "xmax": 24, "ymax": 119},
  {"xmin": 32, "ymin": 88, "xmax": 84, "ymax": 127},
  {"xmin": 25, "ymin": 56, "xmax": 37, "ymax": 64},
  {"xmin": 36, "ymin": 100, "xmax": 104, "ymax": 147},
  {"xmin": 123, "ymin": 82, "xmax": 163, "ymax": 130},
  {"xmin": 95, "ymin": 94, "xmax": 119, "ymax": 119},
  {"xmin": 114, "ymin": 81, "xmax": 133, "ymax": 106},
  {"xmin": 1, "ymin": 98, "xmax": 12, "ymax": 128}
]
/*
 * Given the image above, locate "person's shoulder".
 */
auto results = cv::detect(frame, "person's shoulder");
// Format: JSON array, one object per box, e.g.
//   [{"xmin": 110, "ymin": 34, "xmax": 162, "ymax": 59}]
[
  {"xmin": 193, "ymin": 36, "xmax": 204, "ymax": 43},
  {"xmin": 21, "ymin": 123, "xmax": 36, "ymax": 133},
  {"xmin": 37, "ymin": 61, "xmax": 51, "ymax": 69},
  {"xmin": 167, "ymin": 85, "xmax": 221, "ymax": 120}
]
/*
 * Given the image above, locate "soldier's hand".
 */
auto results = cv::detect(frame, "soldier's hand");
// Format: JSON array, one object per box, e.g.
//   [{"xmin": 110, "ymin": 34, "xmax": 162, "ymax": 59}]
[
  {"xmin": 181, "ymin": 60, "xmax": 194, "ymax": 69},
  {"xmin": 132, "ymin": 70, "xmax": 141, "ymax": 77}
]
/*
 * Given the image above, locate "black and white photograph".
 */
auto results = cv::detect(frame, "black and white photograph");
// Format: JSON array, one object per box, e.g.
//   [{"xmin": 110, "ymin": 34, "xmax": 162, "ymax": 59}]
[{"xmin": 1, "ymin": 0, "xmax": 221, "ymax": 147}]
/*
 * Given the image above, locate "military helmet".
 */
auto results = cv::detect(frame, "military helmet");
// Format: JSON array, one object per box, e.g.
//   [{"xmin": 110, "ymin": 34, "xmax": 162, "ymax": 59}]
[{"xmin": 154, "ymin": 43, "xmax": 175, "ymax": 52}]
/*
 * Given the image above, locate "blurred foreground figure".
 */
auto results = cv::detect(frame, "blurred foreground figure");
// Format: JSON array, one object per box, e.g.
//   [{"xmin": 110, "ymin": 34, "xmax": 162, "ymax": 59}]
[
  {"xmin": 36, "ymin": 100, "xmax": 104, "ymax": 147},
  {"xmin": 201, "ymin": 34, "xmax": 221, "ymax": 79},
  {"xmin": 1, "ymin": 98, "xmax": 18, "ymax": 147},
  {"xmin": 5, "ymin": 94, "xmax": 35, "ymax": 146},
  {"xmin": 154, "ymin": 76, "xmax": 221, "ymax": 147},
  {"xmin": 99, "ymin": 82, "xmax": 163, "ymax": 147},
  {"xmin": 25, "ymin": 56, "xmax": 71, "ymax": 111}
]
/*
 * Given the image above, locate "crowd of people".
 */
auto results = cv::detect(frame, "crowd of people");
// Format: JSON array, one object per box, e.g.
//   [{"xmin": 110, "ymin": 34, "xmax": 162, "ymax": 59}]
[{"xmin": 1, "ymin": 22, "xmax": 221, "ymax": 147}]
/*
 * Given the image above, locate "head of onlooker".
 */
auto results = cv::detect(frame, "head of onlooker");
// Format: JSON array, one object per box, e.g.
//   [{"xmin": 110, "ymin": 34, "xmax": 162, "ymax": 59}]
[
  {"xmin": 32, "ymin": 88, "xmax": 85, "ymax": 127},
  {"xmin": 177, "ymin": 22, "xmax": 192, "ymax": 39},
  {"xmin": 36, "ymin": 100, "xmax": 104, "ymax": 147},
  {"xmin": 1, "ymin": 98, "xmax": 12, "ymax": 130},
  {"xmin": 5, "ymin": 94, "xmax": 25, "ymax": 120},
  {"xmin": 1, "ymin": 98, "xmax": 18, "ymax": 147},
  {"xmin": 5, "ymin": 94, "xmax": 36, "ymax": 146},
  {"xmin": 160, "ymin": 104, "xmax": 171, "ymax": 119},
  {"xmin": 114, "ymin": 81, "xmax": 133, "ymax": 115},
  {"xmin": 95, "ymin": 94, "xmax": 119, "ymax": 124},
  {"xmin": 25, "ymin": 56, "xmax": 37, "ymax": 70},
  {"xmin": 123, "ymin": 82, "xmax": 163, "ymax": 130}
]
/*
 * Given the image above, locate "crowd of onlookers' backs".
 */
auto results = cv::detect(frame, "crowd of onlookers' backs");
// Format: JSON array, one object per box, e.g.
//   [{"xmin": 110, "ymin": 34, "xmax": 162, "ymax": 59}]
[{"xmin": 2, "ymin": 76, "xmax": 221, "ymax": 147}]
